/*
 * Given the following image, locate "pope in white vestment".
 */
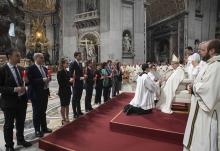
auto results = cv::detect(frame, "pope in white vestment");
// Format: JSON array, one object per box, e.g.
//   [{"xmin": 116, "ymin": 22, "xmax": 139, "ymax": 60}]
[
  {"xmin": 157, "ymin": 62, "xmax": 185, "ymax": 114},
  {"xmin": 183, "ymin": 54, "xmax": 220, "ymax": 151},
  {"xmin": 129, "ymin": 64, "xmax": 157, "ymax": 111}
]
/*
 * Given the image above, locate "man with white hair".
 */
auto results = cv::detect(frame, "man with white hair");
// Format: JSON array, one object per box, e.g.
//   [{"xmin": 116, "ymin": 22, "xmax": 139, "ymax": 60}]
[{"xmin": 27, "ymin": 53, "xmax": 52, "ymax": 137}]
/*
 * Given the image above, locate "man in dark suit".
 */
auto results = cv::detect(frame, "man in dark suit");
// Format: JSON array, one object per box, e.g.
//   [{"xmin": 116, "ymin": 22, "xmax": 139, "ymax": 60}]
[
  {"xmin": 27, "ymin": 53, "xmax": 52, "ymax": 137},
  {"xmin": 94, "ymin": 63, "xmax": 103, "ymax": 105},
  {"xmin": 69, "ymin": 52, "xmax": 85, "ymax": 118},
  {"xmin": 0, "ymin": 48, "xmax": 32, "ymax": 151},
  {"xmin": 85, "ymin": 60, "xmax": 94, "ymax": 112}
]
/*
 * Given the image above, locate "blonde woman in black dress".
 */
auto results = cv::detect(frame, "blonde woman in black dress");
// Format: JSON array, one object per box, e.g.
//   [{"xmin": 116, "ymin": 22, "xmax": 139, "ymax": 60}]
[{"xmin": 57, "ymin": 58, "xmax": 74, "ymax": 125}]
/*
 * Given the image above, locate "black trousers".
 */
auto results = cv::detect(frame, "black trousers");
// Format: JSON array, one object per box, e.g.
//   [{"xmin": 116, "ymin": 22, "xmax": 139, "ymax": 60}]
[
  {"xmin": 2, "ymin": 102, "xmax": 27, "ymax": 148},
  {"xmin": 72, "ymin": 85, "xmax": 83, "ymax": 115},
  {"xmin": 112, "ymin": 81, "xmax": 119, "ymax": 97},
  {"xmin": 108, "ymin": 87, "xmax": 111, "ymax": 99},
  {"xmin": 31, "ymin": 89, "xmax": 49, "ymax": 132},
  {"xmin": 103, "ymin": 87, "xmax": 110, "ymax": 102},
  {"xmin": 95, "ymin": 86, "xmax": 103, "ymax": 104},
  {"xmin": 85, "ymin": 85, "xmax": 93, "ymax": 110}
]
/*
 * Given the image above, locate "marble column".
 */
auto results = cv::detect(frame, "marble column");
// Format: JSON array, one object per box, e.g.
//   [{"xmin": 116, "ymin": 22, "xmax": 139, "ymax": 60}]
[
  {"xmin": 201, "ymin": 0, "xmax": 218, "ymax": 40},
  {"xmin": 133, "ymin": 0, "xmax": 145, "ymax": 64},
  {"xmin": 82, "ymin": 0, "xmax": 86, "ymax": 12},
  {"xmin": 60, "ymin": 0, "xmax": 78, "ymax": 60},
  {"xmin": 178, "ymin": 20, "xmax": 181, "ymax": 57},
  {"xmin": 185, "ymin": 0, "xmax": 196, "ymax": 47},
  {"xmin": 169, "ymin": 32, "xmax": 175, "ymax": 61},
  {"xmin": 154, "ymin": 41, "xmax": 158, "ymax": 62},
  {"xmin": 100, "ymin": 0, "xmax": 122, "ymax": 62},
  {"xmin": 178, "ymin": 19, "xmax": 184, "ymax": 61}
]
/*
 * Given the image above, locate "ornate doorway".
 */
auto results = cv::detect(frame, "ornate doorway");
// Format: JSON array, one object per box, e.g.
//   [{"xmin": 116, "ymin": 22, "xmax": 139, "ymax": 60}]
[
  {"xmin": 155, "ymin": 39, "xmax": 170, "ymax": 63},
  {"xmin": 79, "ymin": 32, "xmax": 100, "ymax": 62}
]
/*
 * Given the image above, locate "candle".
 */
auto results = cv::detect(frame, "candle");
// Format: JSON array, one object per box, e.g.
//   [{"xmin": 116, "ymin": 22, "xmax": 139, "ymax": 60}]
[
  {"xmin": 22, "ymin": 70, "xmax": 27, "ymax": 79},
  {"xmin": 94, "ymin": 74, "xmax": 98, "ymax": 80},
  {"xmin": 22, "ymin": 70, "xmax": 27, "ymax": 86},
  {"xmin": 82, "ymin": 62, "xmax": 85, "ymax": 68},
  {"xmin": 48, "ymin": 69, "xmax": 52, "ymax": 77},
  {"xmin": 73, "ymin": 70, "xmax": 76, "ymax": 79}
]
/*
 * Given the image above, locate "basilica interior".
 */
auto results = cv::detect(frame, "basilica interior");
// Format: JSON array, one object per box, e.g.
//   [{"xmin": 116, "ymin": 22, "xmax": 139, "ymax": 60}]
[
  {"xmin": 0, "ymin": 0, "xmax": 219, "ymax": 65},
  {"xmin": 0, "ymin": 0, "xmax": 220, "ymax": 151}
]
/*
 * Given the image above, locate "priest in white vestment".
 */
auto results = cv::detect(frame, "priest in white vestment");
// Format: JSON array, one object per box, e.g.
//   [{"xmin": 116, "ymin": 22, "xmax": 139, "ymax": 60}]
[
  {"xmin": 185, "ymin": 47, "xmax": 201, "ymax": 80},
  {"xmin": 183, "ymin": 39, "xmax": 220, "ymax": 151},
  {"xmin": 124, "ymin": 64, "xmax": 158, "ymax": 115},
  {"xmin": 157, "ymin": 55, "xmax": 185, "ymax": 114}
]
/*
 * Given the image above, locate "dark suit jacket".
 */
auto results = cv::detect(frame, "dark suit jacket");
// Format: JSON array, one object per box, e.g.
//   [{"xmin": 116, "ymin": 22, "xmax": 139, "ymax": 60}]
[
  {"xmin": 0, "ymin": 64, "xmax": 27, "ymax": 109},
  {"xmin": 69, "ymin": 60, "xmax": 83, "ymax": 88},
  {"xmin": 85, "ymin": 67, "xmax": 94, "ymax": 88},
  {"xmin": 27, "ymin": 64, "xmax": 49, "ymax": 101},
  {"xmin": 57, "ymin": 69, "xmax": 72, "ymax": 97},
  {"xmin": 94, "ymin": 69, "xmax": 103, "ymax": 89}
]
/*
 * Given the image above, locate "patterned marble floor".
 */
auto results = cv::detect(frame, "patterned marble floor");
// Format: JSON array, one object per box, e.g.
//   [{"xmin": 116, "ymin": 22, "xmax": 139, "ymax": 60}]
[{"xmin": 0, "ymin": 74, "xmax": 136, "ymax": 151}]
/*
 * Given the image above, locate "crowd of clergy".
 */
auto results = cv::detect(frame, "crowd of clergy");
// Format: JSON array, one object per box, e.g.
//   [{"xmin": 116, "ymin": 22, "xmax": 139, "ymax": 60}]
[{"xmin": 126, "ymin": 39, "xmax": 220, "ymax": 151}]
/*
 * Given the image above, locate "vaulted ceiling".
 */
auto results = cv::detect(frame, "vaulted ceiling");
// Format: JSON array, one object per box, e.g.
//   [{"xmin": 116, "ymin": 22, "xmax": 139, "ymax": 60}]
[{"xmin": 146, "ymin": 0, "xmax": 186, "ymax": 25}]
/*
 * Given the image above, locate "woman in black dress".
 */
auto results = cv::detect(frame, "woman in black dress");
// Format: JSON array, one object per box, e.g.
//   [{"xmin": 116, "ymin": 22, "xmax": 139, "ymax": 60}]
[
  {"xmin": 57, "ymin": 58, "xmax": 74, "ymax": 125},
  {"xmin": 94, "ymin": 63, "xmax": 103, "ymax": 105}
]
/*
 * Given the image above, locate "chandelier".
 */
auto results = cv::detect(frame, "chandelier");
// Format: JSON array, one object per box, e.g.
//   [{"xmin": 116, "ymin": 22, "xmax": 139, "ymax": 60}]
[{"xmin": 20, "ymin": 0, "xmax": 56, "ymax": 15}]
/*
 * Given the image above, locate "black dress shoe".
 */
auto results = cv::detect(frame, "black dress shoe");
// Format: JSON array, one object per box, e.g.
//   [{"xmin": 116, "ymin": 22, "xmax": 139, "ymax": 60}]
[
  {"xmin": 74, "ymin": 114, "xmax": 79, "ymax": 118},
  {"xmin": 42, "ymin": 128, "xmax": 52, "ymax": 133},
  {"xmin": 35, "ymin": 131, "xmax": 43, "ymax": 137},
  {"xmin": 78, "ymin": 112, "xmax": 84, "ymax": 116},
  {"xmin": 17, "ymin": 140, "xmax": 32, "ymax": 147},
  {"xmin": 5, "ymin": 147, "xmax": 15, "ymax": 151}
]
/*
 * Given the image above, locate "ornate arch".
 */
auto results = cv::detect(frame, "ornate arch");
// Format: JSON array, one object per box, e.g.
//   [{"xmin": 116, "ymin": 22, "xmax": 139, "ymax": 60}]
[{"xmin": 79, "ymin": 31, "xmax": 100, "ymax": 45}]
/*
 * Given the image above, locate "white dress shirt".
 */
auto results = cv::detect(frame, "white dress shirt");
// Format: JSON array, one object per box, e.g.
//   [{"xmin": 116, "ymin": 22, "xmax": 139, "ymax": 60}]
[{"xmin": 7, "ymin": 63, "xmax": 25, "ymax": 96}]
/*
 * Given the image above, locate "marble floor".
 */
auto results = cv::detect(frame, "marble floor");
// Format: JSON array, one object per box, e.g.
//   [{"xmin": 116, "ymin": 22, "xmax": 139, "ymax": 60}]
[{"xmin": 0, "ymin": 74, "xmax": 136, "ymax": 151}]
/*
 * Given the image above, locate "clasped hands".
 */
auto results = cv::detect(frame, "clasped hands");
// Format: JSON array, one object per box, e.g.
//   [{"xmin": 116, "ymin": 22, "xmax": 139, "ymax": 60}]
[
  {"xmin": 43, "ymin": 77, "xmax": 51, "ymax": 82},
  {"xmin": 14, "ymin": 86, "xmax": 26, "ymax": 93},
  {"xmin": 187, "ymin": 84, "xmax": 193, "ymax": 94}
]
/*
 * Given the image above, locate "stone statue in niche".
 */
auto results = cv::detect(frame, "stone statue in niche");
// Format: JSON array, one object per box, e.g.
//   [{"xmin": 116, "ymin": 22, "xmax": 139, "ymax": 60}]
[
  {"xmin": 122, "ymin": 31, "xmax": 132, "ymax": 53},
  {"xmin": 86, "ymin": 0, "xmax": 96, "ymax": 11},
  {"xmin": 87, "ymin": 41, "xmax": 97, "ymax": 61}
]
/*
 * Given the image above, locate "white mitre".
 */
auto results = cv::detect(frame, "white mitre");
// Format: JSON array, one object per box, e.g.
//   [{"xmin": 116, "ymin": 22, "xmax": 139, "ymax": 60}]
[{"xmin": 171, "ymin": 54, "xmax": 179, "ymax": 63}]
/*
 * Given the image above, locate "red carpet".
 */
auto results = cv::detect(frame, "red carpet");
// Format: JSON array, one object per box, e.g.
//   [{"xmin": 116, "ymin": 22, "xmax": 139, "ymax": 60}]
[
  {"xmin": 172, "ymin": 103, "xmax": 189, "ymax": 111},
  {"xmin": 110, "ymin": 110, "xmax": 188, "ymax": 144},
  {"xmin": 39, "ymin": 93, "xmax": 186, "ymax": 151}
]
